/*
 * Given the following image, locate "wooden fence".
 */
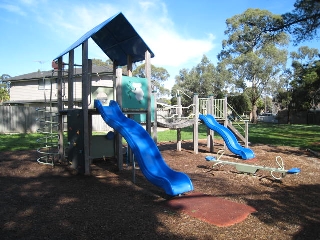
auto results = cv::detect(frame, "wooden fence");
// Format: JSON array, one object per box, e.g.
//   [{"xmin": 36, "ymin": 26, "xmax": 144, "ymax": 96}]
[
  {"xmin": 0, "ymin": 106, "xmax": 111, "ymax": 133},
  {"xmin": 0, "ymin": 106, "xmax": 39, "ymax": 133}
]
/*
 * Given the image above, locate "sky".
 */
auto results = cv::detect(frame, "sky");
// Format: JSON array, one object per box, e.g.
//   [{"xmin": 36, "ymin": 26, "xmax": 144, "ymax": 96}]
[{"xmin": 1, "ymin": 0, "xmax": 319, "ymax": 89}]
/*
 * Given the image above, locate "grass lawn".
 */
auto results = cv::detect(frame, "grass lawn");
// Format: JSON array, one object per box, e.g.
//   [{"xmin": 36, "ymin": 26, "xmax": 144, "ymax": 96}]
[
  {"xmin": 0, "ymin": 133, "xmax": 43, "ymax": 152},
  {"xmin": 0, "ymin": 123, "xmax": 319, "ymax": 152},
  {"xmin": 248, "ymin": 123, "xmax": 320, "ymax": 151}
]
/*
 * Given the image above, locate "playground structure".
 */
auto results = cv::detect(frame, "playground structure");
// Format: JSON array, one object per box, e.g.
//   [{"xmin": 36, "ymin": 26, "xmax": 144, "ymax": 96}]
[
  {"xmin": 34, "ymin": 12, "xmax": 195, "ymax": 196},
  {"xmin": 50, "ymin": 12, "xmax": 156, "ymax": 173},
  {"xmin": 157, "ymin": 94, "xmax": 254, "ymax": 159},
  {"xmin": 205, "ymin": 150, "xmax": 300, "ymax": 180},
  {"xmin": 36, "ymin": 12, "xmax": 255, "ymax": 195}
]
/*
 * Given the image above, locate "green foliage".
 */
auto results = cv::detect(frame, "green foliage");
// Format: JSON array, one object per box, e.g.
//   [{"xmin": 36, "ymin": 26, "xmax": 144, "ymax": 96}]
[
  {"xmin": 218, "ymin": 8, "xmax": 289, "ymax": 123},
  {"xmin": 275, "ymin": 89, "xmax": 292, "ymax": 110},
  {"xmin": 92, "ymin": 58, "xmax": 113, "ymax": 66},
  {"xmin": 255, "ymin": 98, "xmax": 264, "ymax": 112},
  {"xmin": 133, "ymin": 63, "xmax": 171, "ymax": 97},
  {"xmin": 289, "ymin": 47, "xmax": 320, "ymax": 110},
  {"xmin": 281, "ymin": 0, "xmax": 320, "ymax": 44},
  {"xmin": 260, "ymin": 0, "xmax": 320, "ymax": 44},
  {"xmin": 172, "ymin": 55, "xmax": 226, "ymax": 107},
  {"xmin": 91, "ymin": 58, "xmax": 127, "ymax": 73},
  {"xmin": 0, "ymin": 74, "xmax": 10, "ymax": 103},
  {"xmin": 157, "ymin": 98, "xmax": 171, "ymax": 105},
  {"xmin": 0, "ymin": 88, "xmax": 9, "ymax": 103},
  {"xmin": 227, "ymin": 94, "xmax": 251, "ymax": 115}
]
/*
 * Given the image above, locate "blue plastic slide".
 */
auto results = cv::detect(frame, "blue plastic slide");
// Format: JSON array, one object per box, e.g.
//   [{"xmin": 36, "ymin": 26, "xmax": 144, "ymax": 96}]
[
  {"xmin": 199, "ymin": 114, "xmax": 255, "ymax": 160},
  {"xmin": 95, "ymin": 100, "xmax": 193, "ymax": 196}
]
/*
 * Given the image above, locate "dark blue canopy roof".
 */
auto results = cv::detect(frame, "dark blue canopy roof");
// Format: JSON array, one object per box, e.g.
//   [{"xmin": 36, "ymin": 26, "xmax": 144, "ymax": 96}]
[{"xmin": 54, "ymin": 12, "xmax": 154, "ymax": 66}]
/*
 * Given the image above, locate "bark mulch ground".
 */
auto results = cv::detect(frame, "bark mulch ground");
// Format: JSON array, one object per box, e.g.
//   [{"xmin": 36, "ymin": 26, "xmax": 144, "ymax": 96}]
[{"xmin": 1, "ymin": 139, "xmax": 319, "ymax": 239}]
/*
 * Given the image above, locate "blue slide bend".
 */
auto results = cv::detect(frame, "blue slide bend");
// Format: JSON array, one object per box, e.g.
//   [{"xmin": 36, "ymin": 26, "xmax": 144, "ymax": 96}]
[
  {"xmin": 95, "ymin": 100, "xmax": 193, "ymax": 196},
  {"xmin": 199, "ymin": 114, "xmax": 255, "ymax": 160}
]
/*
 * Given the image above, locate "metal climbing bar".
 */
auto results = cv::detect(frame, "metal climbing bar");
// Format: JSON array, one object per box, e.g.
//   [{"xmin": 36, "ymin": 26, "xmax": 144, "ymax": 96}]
[
  {"xmin": 36, "ymin": 106, "xmax": 60, "ymax": 166},
  {"xmin": 36, "ymin": 73, "xmax": 60, "ymax": 166}
]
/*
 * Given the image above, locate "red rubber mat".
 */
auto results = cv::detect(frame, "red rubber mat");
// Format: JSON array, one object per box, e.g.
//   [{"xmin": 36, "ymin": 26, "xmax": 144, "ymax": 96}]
[{"xmin": 165, "ymin": 192, "xmax": 256, "ymax": 227}]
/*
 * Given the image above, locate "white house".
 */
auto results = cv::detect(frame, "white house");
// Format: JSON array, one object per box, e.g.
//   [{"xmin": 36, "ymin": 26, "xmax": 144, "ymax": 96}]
[{"xmin": 6, "ymin": 64, "xmax": 115, "ymax": 109}]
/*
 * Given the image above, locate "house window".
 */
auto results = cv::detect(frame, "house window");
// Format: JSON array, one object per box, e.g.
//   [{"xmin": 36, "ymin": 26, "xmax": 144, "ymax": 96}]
[{"xmin": 38, "ymin": 79, "xmax": 51, "ymax": 90}]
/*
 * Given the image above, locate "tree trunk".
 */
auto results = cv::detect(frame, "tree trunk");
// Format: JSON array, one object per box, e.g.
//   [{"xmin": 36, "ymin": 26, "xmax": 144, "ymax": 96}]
[
  {"xmin": 251, "ymin": 105, "xmax": 258, "ymax": 123},
  {"xmin": 287, "ymin": 106, "xmax": 291, "ymax": 124}
]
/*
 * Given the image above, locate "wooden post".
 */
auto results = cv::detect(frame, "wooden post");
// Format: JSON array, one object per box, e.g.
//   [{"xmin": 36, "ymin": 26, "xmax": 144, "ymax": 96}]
[
  {"xmin": 193, "ymin": 93, "xmax": 199, "ymax": 154},
  {"xmin": 207, "ymin": 96, "xmax": 211, "ymax": 149},
  {"xmin": 127, "ymin": 55, "xmax": 134, "ymax": 168},
  {"xmin": 245, "ymin": 121, "xmax": 249, "ymax": 148},
  {"xmin": 68, "ymin": 49, "xmax": 74, "ymax": 109},
  {"xmin": 115, "ymin": 67, "xmax": 123, "ymax": 170},
  {"xmin": 112, "ymin": 62, "xmax": 121, "ymax": 169},
  {"xmin": 224, "ymin": 96, "xmax": 228, "ymax": 127},
  {"xmin": 223, "ymin": 96, "xmax": 228, "ymax": 150},
  {"xmin": 177, "ymin": 94, "xmax": 182, "ymax": 151},
  {"xmin": 127, "ymin": 55, "xmax": 132, "ymax": 77},
  {"xmin": 145, "ymin": 51, "xmax": 152, "ymax": 135},
  {"xmin": 82, "ymin": 40, "xmax": 90, "ymax": 175},
  {"xmin": 116, "ymin": 67, "xmax": 122, "ymax": 107},
  {"xmin": 208, "ymin": 95, "xmax": 214, "ymax": 152},
  {"xmin": 177, "ymin": 128, "xmax": 181, "ymax": 151},
  {"xmin": 113, "ymin": 62, "xmax": 117, "ymax": 102},
  {"xmin": 152, "ymin": 89, "xmax": 158, "ymax": 143},
  {"xmin": 88, "ymin": 59, "xmax": 93, "ymax": 159},
  {"xmin": 57, "ymin": 57, "xmax": 64, "ymax": 161}
]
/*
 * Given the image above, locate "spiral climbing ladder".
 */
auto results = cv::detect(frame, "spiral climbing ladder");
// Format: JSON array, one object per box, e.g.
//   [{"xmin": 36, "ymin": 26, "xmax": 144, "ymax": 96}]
[{"xmin": 36, "ymin": 72, "xmax": 60, "ymax": 166}]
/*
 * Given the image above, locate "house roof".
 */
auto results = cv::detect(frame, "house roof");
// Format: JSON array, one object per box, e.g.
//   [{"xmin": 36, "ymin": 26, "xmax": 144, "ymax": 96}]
[
  {"xmin": 53, "ymin": 12, "xmax": 154, "ymax": 66},
  {"xmin": 8, "ymin": 65, "xmax": 114, "ymax": 82},
  {"xmin": 3, "ymin": 98, "xmax": 83, "ymax": 105}
]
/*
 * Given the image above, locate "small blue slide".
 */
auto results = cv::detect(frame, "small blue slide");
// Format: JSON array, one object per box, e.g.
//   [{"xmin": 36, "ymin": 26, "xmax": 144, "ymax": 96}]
[
  {"xmin": 199, "ymin": 114, "xmax": 255, "ymax": 160},
  {"xmin": 95, "ymin": 100, "xmax": 193, "ymax": 196}
]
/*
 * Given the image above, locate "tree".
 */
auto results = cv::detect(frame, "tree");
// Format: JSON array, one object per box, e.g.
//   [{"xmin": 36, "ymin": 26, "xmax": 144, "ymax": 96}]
[
  {"xmin": 92, "ymin": 58, "xmax": 113, "ymax": 66},
  {"xmin": 172, "ymin": 55, "xmax": 225, "ymax": 107},
  {"xmin": 218, "ymin": 9, "xmax": 289, "ymax": 123},
  {"xmin": 267, "ymin": 0, "xmax": 320, "ymax": 45},
  {"xmin": 274, "ymin": 69, "xmax": 294, "ymax": 109},
  {"xmin": 227, "ymin": 93, "xmax": 251, "ymax": 116},
  {"xmin": 0, "ymin": 89, "xmax": 9, "ymax": 103},
  {"xmin": 91, "ymin": 58, "xmax": 129, "ymax": 73},
  {"xmin": 289, "ymin": 46, "xmax": 320, "ymax": 110},
  {"xmin": 133, "ymin": 63, "xmax": 171, "ymax": 97},
  {"xmin": 0, "ymin": 74, "xmax": 10, "ymax": 103}
]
